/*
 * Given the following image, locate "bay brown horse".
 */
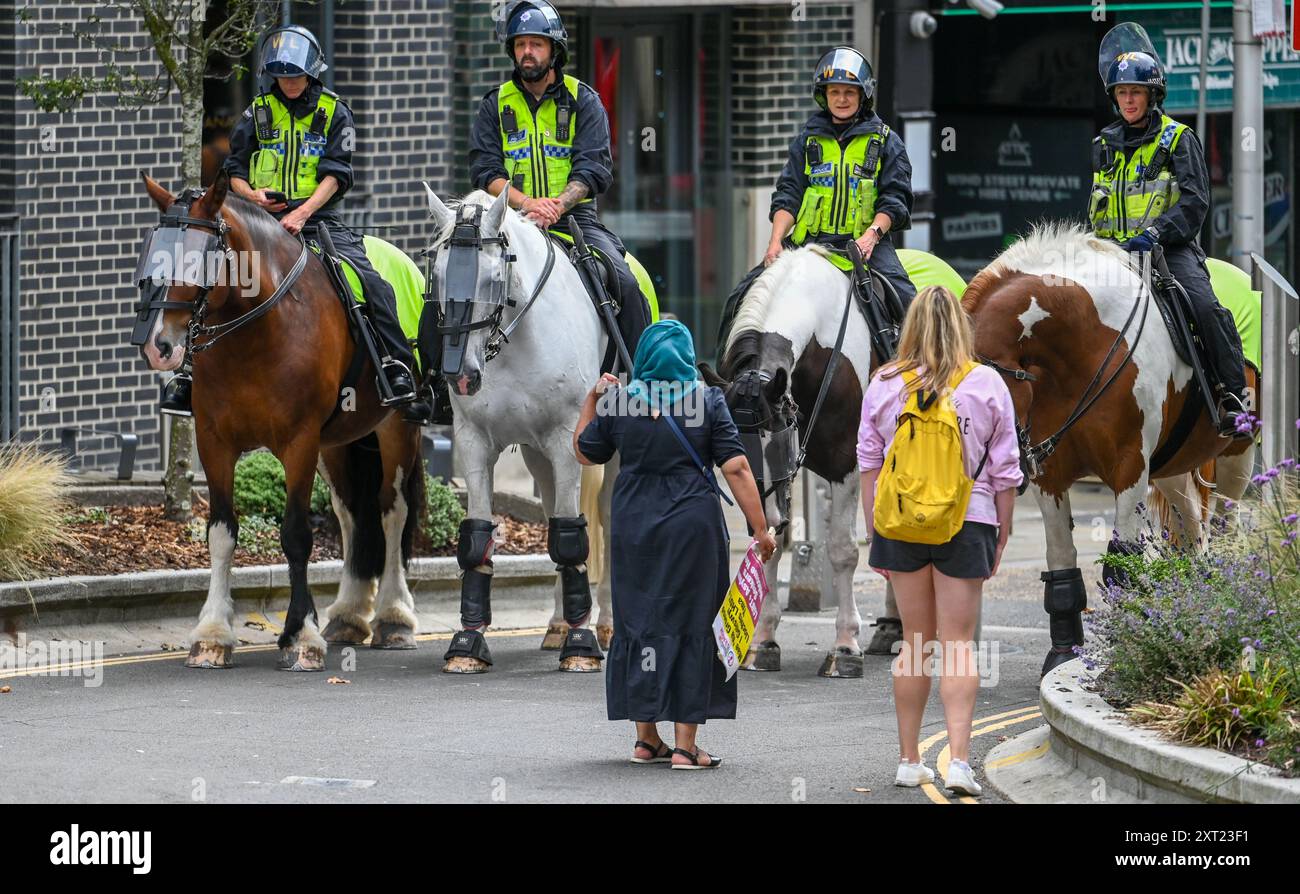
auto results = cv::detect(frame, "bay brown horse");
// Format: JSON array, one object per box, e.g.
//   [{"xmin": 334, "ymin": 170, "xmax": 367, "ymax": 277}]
[
  {"xmin": 138, "ymin": 172, "xmax": 424, "ymax": 671},
  {"xmin": 962, "ymin": 224, "xmax": 1255, "ymax": 675}
]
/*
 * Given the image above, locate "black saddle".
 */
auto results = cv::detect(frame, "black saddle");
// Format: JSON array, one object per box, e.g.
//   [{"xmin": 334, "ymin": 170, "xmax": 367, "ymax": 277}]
[{"xmin": 1151, "ymin": 271, "xmax": 1197, "ymax": 368}]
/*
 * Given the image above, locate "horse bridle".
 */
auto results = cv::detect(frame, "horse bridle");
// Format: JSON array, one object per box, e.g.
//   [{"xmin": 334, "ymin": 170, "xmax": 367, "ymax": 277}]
[
  {"xmin": 978, "ymin": 270, "xmax": 1152, "ymax": 481},
  {"xmin": 131, "ymin": 188, "xmax": 309, "ymax": 355},
  {"xmin": 427, "ymin": 203, "xmax": 558, "ymax": 373}
]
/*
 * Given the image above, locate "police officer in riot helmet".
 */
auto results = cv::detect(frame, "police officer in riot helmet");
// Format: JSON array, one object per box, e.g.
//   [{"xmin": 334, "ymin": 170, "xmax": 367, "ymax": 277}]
[
  {"xmin": 466, "ymin": 0, "xmax": 650, "ymax": 368},
  {"xmin": 161, "ymin": 25, "xmax": 430, "ymax": 422},
  {"xmin": 717, "ymin": 46, "xmax": 917, "ymax": 353},
  {"xmin": 1090, "ymin": 24, "xmax": 1249, "ymax": 437}
]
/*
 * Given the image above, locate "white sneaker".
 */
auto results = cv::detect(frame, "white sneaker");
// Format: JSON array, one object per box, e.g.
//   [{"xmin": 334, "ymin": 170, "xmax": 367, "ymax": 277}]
[
  {"xmin": 894, "ymin": 760, "xmax": 935, "ymax": 787},
  {"xmin": 945, "ymin": 759, "xmax": 982, "ymax": 797}
]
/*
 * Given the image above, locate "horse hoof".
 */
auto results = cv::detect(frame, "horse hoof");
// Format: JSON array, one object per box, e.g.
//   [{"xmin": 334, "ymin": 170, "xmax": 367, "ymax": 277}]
[
  {"xmin": 370, "ymin": 622, "xmax": 417, "ymax": 650},
  {"xmin": 866, "ymin": 619, "xmax": 903, "ymax": 656},
  {"xmin": 740, "ymin": 640, "xmax": 781, "ymax": 672},
  {"xmin": 278, "ymin": 644, "xmax": 326, "ymax": 672},
  {"xmin": 322, "ymin": 618, "xmax": 370, "ymax": 645},
  {"xmin": 185, "ymin": 641, "xmax": 235, "ymax": 669},
  {"xmin": 559, "ymin": 655, "xmax": 602, "ymax": 673},
  {"xmin": 596, "ymin": 624, "xmax": 614, "ymax": 651},
  {"xmin": 817, "ymin": 647, "xmax": 864, "ymax": 678},
  {"xmin": 443, "ymin": 655, "xmax": 490, "ymax": 674},
  {"xmin": 540, "ymin": 623, "xmax": 567, "ymax": 651}
]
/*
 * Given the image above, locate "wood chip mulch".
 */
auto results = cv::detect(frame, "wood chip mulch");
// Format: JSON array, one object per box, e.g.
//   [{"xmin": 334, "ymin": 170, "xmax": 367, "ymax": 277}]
[{"xmin": 17, "ymin": 504, "xmax": 547, "ymax": 580}]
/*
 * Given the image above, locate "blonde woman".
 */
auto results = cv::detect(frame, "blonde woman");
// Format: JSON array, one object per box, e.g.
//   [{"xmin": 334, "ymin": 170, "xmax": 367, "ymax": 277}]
[{"xmin": 856, "ymin": 286, "xmax": 1023, "ymax": 796}]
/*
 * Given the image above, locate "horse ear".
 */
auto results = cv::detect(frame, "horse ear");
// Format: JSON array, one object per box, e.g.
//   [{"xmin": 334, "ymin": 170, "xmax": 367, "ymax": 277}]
[
  {"xmin": 764, "ymin": 367, "xmax": 788, "ymax": 403},
  {"xmin": 195, "ymin": 171, "xmax": 229, "ymax": 217},
  {"xmin": 140, "ymin": 171, "xmax": 174, "ymax": 212},
  {"xmin": 423, "ymin": 181, "xmax": 454, "ymax": 231},
  {"xmin": 698, "ymin": 362, "xmax": 729, "ymax": 388},
  {"xmin": 482, "ymin": 183, "xmax": 510, "ymax": 234}
]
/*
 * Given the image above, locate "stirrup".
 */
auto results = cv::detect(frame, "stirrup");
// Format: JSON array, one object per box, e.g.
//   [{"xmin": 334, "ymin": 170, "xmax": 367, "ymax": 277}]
[{"xmin": 378, "ymin": 358, "xmax": 417, "ymax": 405}]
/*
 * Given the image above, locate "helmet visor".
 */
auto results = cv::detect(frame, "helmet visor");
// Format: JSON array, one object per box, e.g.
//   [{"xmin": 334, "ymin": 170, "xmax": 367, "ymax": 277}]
[
  {"xmin": 1098, "ymin": 23, "xmax": 1158, "ymax": 81},
  {"xmin": 817, "ymin": 48, "xmax": 870, "ymax": 86},
  {"xmin": 262, "ymin": 30, "xmax": 322, "ymax": 77}
]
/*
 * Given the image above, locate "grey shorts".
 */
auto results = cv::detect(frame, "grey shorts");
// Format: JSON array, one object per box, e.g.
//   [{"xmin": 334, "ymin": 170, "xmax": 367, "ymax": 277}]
[{"xmin": 869, "ymin": 521, "xmax": 999, "ymax": 579}]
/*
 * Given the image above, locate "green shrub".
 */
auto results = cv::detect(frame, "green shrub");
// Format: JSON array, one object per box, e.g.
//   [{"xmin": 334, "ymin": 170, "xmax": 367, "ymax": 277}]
[
  {"xmin": 0, "ymin": 443, "xmax": 79, "ymax": 580},
  {"xmin": 233, "ymin": 451, "xmax": 333, "ymax": 522},
  {"xmin": 1129, "ymin": 660, "xmax": 1292, "ymax": 755},
  {"xmin": 423, "ymin": 473, "xmax": 464, "ymax": 548},
  {"xmin": 235, "ymin": 513, "xmax": 282, "ymax": 555}
]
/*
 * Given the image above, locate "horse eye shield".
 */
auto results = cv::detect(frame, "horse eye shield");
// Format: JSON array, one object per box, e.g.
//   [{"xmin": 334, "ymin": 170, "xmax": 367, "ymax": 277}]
[
  {"xmin": 426, "ymin": 239, "xmax": 511, "ymax": 310},
  {"xmin": 133, "ymin": 225, "xmax": 226, "ymax": 289}
]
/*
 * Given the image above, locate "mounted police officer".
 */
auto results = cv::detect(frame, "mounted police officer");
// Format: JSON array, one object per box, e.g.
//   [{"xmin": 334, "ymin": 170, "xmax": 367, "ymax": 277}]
[
  {"xmin": 161, "ymin": 24, "xmax": 428, "ymax": 422},
  {"xmin": 1091, "ymin": 23, "xmax": 1248, "ymax": 437},
  {"xmin": 718, "ymin": 46, "xmax": 916, "ymax": 352},
  {"xmin": 467, "ymin": 0, "xmax": 649, "ymax": 368}
]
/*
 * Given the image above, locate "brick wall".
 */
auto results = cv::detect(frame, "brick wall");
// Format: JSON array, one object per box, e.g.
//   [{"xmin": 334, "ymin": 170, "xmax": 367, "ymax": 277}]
[
  {"xmin": 732, "ymin": 2, "xmax": 855, "ymax": 189},
  {"xmin": 9, "ymin": 1, "xmax": 184, "ymax": 471},
  {"xmin": 334, "ymin": 0, "xmax": 456, "ymax": 257}
]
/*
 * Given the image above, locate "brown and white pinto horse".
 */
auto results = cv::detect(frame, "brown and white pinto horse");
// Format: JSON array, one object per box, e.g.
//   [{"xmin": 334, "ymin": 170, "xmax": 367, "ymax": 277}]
[
  {"xmin": 962, "ymin": 224, "xmax": 1255, "ymax": 675},
  {"xmin": 139, "ymin": 172, "xmax": 425, "ymax": 671}
]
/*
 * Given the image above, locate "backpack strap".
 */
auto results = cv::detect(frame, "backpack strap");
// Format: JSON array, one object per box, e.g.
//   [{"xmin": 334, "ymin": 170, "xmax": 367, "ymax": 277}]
[{"xmin": 662, "ymin": 411, "xmax": 735, "ymax": 506}]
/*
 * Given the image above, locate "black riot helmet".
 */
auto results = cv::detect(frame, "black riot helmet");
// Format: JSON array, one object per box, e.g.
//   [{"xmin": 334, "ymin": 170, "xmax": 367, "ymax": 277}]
[
  {"xmin": 496, "ymin": 0, "xmax": 569, "ymax": 71},
  {"xmin": 1103, "ymin": 52, "xmax": 1167, "ymax": 106},
  {"xmin": 813, "ymin": 47, "xmax": 876, "ymax": 113},
  {"xmin": 259, "ymin": 25, "xmax": 328, "ymax": 80}
]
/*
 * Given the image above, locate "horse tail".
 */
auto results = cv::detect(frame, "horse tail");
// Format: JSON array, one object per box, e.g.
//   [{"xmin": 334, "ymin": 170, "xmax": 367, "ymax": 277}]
[
  {"xmin": 343, "ymin": 432, "xmax": 387, "ymax": 581},
  {"xmin": 401, "ymin": 447, "xmax": 426, "ymax": 567},
  {"xmin": 580, "ymin": 464, "xmax": 605, "ymax": 584}
]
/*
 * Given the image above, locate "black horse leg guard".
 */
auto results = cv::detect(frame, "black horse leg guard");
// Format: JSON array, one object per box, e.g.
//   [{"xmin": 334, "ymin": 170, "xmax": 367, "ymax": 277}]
[
  {"xmin": 548, "ymin": 516, "xmax": 591, "ymax": 626},
  {"xmin": 1041, "ymin": 567, "xmax": 1087, "ymax": 677},
  {"xmin": 455, "ymin": 518, "xmax": 496, "ymax": 630}
]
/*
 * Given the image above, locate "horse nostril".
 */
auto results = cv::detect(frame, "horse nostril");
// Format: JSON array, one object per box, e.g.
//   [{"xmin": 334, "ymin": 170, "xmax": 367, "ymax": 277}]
[{"xmin": 156, "ymin": 338, "xmax": 172, "ymax": 359}]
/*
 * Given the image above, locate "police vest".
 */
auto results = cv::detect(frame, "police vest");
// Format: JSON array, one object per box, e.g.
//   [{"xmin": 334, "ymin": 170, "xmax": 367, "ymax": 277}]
[
  {"xmin": 791, "ymin": 126, "xmax": 889, "ymax": 245},
  {"xmin": 1089, "ymin": 114, "xmax": 1187, "ymax": 241},
  {"xmin": 497, "ymin": 75, "xmax": 591, "ymax": 203},
  {"xmin": 248, "ymin": 90, "xmax": 340, "ymax": 201}
]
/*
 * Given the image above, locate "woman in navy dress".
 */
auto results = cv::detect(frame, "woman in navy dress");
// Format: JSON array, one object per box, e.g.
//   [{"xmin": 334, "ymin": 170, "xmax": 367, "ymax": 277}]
[{"xmin": 574, "ymin": 320, "xmax": 776, "ymax": 770}]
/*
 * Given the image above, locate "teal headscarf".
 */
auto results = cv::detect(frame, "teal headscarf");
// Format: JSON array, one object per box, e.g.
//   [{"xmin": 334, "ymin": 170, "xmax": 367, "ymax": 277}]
[{"xmin": 626, "ymin": 319, "xmax": 701, "ymax": 409}]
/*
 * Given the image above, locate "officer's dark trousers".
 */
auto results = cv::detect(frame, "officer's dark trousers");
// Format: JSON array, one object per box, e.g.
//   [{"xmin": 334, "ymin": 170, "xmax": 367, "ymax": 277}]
[
  {"xmin": 1163, "ymin": 243, "xmax": 1247, "ymax": 400},
  {"xmin": 716, "ymin": 236, "xmax": 916, "ymax": 364},
  {"xmin": 312, "ymin": 213, "xmax": 417, "ymax": 374},
  {"xmin": 559, "ymin": 206, "xmax": 650, "ymax": 369}
]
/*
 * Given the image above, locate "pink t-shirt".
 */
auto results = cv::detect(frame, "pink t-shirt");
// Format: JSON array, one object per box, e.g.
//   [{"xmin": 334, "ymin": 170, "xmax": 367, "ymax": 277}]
[{"xmin": 856, "ymin": 363, "xmax": 1024, "ymax": 527}]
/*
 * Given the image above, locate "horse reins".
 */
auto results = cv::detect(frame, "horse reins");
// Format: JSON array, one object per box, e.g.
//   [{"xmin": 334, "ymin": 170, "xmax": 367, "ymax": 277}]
[
  {"xmin": 189, "ymin": 232, "xmax": 308, "ymax": 354},
  {"xmin": 980, "ymin": 273, "xmax": 1152, "ymax": 479},
  {"xmin": 484, "ymin": 231, "xmax": 556, "ymax": 362}
]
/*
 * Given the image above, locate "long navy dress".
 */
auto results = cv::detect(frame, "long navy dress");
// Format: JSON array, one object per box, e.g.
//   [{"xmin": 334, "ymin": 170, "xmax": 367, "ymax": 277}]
[{"xmin": 578, "ymin": 385, "xmax": 746, "ymax": 723}]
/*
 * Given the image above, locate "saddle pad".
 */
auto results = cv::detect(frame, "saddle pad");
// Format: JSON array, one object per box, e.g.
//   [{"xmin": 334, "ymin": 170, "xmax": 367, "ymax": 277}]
[
  {"xmin": 898, "ymin": 248, "xmax": 967, "ymax": 298},
  {"xmin": 326, "ymin": 235, "xmax": 425, "ymax": 345},
  {"xmin": 545, "ymin": 230, "xmax": 660, "ymax": 322},
  {"xmin": 1205, "ymin": 257, "xmax": 1261, "ymax": 372}
]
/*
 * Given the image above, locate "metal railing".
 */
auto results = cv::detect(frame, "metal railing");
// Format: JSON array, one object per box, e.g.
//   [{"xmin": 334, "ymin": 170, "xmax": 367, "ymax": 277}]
[
  {"xmin": 1, "ymin": 217, "xmax": 19, "ymax": 441},
  {"xmin": 1254, "ymin": 252, "xmax": 1299, "ymax": 468}
]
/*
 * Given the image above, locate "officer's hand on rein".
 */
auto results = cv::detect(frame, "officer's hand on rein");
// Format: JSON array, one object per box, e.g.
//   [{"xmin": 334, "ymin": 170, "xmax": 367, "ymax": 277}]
[
  {"xmin": 280, "ymin": 210, "xmax": 309, "ymax": 236},
  {"xmin": 855, "ymin": 230, "xmax": 879, "ymax": 261}
]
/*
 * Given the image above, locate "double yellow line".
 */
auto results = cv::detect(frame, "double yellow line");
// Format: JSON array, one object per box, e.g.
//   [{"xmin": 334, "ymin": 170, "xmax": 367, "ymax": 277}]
[{"xmin": 916, "ymin": 704, "xmax": 1043, "ymax": 804}]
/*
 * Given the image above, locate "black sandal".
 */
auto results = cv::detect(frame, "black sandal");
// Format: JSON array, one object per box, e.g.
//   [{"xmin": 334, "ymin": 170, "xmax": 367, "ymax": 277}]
[
  {"xmin": 630, "ymin": 740, "xmax": 673, "ymax": 764},
  {"xmin": 671, "ymin": 746, "xmax": 723, "ymax": 770}
]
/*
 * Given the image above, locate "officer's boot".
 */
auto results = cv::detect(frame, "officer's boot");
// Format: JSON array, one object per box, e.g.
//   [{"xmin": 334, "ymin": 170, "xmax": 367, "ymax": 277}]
[
  {"xmin": 160, "ymin": 365, "xmax": 194, "ymax": 417},
  {"xmin": 1216, "ymin": 390, "xmax": 1252, "ymax": 440}
]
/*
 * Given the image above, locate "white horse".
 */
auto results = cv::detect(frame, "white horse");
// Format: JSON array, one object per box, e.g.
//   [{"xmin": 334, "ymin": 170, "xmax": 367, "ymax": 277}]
[
  {"xmin": 421, "ymin": 186, "xmax": 615, "ymax": 673},
  {"xmin": 964, "ymin": 224, "xmax": 1256, "ymax": 675},
  {"xmin": 702, "ymin": 245, "xmax": 903, "ymax": 677}
]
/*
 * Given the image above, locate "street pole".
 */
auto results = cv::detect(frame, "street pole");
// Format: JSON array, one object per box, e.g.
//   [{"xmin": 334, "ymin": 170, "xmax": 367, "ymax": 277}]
[
  {"xmin": 1231, "ymin": 0, "xmax": 1265, "ymax": 274},
  {"xmin": 1195, "ymin": 0, "xmax": 1210, "ymax": 139}
]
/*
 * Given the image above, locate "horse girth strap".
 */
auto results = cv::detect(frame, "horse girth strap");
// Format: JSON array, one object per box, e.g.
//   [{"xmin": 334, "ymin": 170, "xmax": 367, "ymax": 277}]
[{"xmin": 190, "ymin": 233, "xmax": 310, "ymax": 353}]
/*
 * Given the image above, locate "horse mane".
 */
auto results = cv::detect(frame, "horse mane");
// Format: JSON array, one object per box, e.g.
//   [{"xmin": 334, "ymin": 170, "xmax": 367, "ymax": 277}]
[
  {"xmin": 963, "ymin": 221, "xmax": 1134, "ymax": 313},
  {"xmin": 221, "ymin": 191, "xmax": 298, "ymax": 252},
  {"xmin": 722, "ymin": 245, "xmax": 831, "ymax": 367}
]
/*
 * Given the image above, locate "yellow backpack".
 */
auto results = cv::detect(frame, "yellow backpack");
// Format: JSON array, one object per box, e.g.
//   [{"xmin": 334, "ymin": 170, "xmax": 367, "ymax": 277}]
[{"xmin": 873, "ymin": 362, "xmax": 986, "ymax": 545}]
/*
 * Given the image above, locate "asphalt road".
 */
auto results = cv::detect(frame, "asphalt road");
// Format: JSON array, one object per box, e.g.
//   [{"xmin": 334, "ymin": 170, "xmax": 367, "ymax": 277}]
[{"xmin": 0, "ymin": 485, "xmax": 1113, "ymax": 804}]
